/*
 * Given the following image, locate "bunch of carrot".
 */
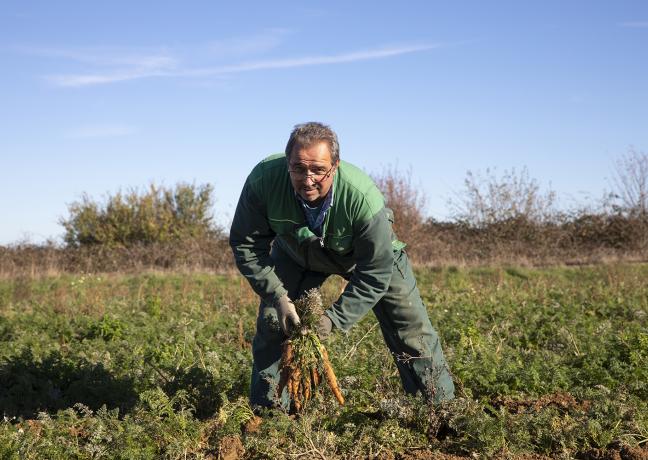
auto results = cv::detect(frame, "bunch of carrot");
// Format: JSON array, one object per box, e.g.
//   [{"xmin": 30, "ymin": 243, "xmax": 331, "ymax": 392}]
[{"xmin": 276, "ymin": 289, "xmax": 344, "ymax": 412}]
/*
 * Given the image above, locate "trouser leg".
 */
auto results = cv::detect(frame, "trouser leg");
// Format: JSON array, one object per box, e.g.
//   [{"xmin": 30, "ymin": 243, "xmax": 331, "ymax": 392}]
[
  {"xmin": 373, "ymin": 249, "xmax": 455, "ymax": 403},
  {"xmin": 249, "ymin": 246, "xmax": 328, "ymax": 410}
]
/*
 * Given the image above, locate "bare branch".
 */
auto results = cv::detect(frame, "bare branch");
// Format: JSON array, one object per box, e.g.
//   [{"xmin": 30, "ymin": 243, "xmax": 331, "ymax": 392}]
[
  {"xmin": 447, "ymin": 167, "xmax": 556, "ymax": 226},
  {"xmin": 611, "ymin": 147, "xmax": 648, "ymax": 217}
]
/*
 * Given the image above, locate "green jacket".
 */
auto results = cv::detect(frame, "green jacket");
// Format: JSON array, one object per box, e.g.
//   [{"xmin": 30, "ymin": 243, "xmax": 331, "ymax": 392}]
[{"xmin": 229, "ymin": 153, "xmax": 405, "ymax": 331}]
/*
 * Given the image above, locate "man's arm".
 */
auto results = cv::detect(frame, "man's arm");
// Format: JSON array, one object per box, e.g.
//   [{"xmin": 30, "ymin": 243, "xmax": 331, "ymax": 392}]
[
  {"xmin": 325, "ymin": 208, "xmax": 394, "ymax": 331},
  {"xmin": 229, "ymin": 179, "xmax": 289, "ymax": 305}
]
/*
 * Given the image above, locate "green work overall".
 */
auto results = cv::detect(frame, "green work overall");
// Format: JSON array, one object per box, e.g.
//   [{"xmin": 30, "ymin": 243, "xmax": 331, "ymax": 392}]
[
  {"xmin": 250, "ymin": 244, "xmax": 455, "ymax": 409},
  {"xmin": 230, "ymin": 154, "xmax": 455, "ymax": 409}
]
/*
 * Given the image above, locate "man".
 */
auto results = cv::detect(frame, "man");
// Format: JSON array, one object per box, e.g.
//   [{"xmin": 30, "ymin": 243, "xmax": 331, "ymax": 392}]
[{"xmin": 230, "ymin": 122, "xmax": 454, "ymax": 410}]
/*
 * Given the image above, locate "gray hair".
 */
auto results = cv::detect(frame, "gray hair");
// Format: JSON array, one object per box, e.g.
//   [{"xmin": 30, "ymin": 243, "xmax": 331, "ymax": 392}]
[{"xmin": 285, "ymin": 122, "xmax": 340, "ymax": 164}]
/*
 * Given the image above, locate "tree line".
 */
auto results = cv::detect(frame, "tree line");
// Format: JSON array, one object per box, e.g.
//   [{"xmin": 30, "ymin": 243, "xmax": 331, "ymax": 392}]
[{"xmin": 1, "ymin": 148, "xmax": 646, "ymax": 275}]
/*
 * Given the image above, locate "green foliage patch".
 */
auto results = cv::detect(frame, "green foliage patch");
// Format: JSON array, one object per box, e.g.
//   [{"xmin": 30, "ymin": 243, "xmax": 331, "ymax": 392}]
[
  {"xmin": 0, "ymin": 265, "xmax": 646, "ymax": 458},
  {"xmin": 60, "ymin": 183, "xmax": 220, "ymax": 247}
]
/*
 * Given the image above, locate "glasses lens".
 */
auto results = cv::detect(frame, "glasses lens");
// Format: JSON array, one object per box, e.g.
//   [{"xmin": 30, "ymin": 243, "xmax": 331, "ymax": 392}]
[{"xmin": 290, "ymin": 166, "xmax": 332, "ymax": 182}]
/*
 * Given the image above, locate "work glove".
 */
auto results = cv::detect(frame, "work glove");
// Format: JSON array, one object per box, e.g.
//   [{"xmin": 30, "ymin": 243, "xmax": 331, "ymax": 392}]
[
  {"xmin": 316, "ymin": 314, "xmax": 333, "ymax": 340},
  {"xmin": 274, "ymin": 295, "xmax": 301, "ymax": 336}
]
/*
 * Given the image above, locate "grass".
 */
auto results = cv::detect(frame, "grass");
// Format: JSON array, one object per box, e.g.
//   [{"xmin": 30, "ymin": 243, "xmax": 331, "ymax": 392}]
[{"xmin": 0, "ymin": 264, "xmax": 647, "ymax": 458}]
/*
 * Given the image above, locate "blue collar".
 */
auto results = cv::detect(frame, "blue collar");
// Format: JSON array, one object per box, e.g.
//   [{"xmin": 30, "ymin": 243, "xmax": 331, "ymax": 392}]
[{"xmin": 296, "ymin": 188, "xmax": 334, "ymax": 236}]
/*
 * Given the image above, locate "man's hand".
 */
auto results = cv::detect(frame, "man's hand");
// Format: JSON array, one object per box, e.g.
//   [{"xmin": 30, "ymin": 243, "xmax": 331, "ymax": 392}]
[
  {"xmin": 275, "ymin": 295, "xmax": 301, "ymax": 336},
  {"xmin": 316, "ymin": 314, "xmax": 333, "ymax": 340}
]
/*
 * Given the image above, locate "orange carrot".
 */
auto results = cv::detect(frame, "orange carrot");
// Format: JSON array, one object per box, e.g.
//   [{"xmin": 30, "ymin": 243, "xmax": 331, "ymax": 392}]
[
  {"xmin": 277, "ymin": 341, "xmax": 294, "ymax": 397},
  {"xmin": 311, "ymin": 367, "xmax": 320, "ymax": 387},
  {"xmin": 293, "ymin": 376, "xmax": 302, "ymax": 411},
  {"xmin": 292, "ymin": 369, "xmax": 301, "ymax": 399},
  {"xmin": 286, "ymin": 375, "xmax": 294, "ymax": 400},
  {"xmin": 319, "ymin": 346, "xmax": 344, "ymax": 405},
  {"xmin": 303, "ymin": 371, "xmax": 312, "ymax": 402}
]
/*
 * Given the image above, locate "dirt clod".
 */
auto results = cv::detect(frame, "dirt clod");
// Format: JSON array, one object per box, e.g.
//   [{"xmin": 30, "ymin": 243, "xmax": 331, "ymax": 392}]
[
  {"xmin": 492, "ymin": 391, "xmax": 590, "ymax": 414},
  {"xmin": 243, "ymin": 415, "xmax": 262, "ymax": 434},
  {"xmin": 397, "ymin": 451, "xmax": 469, "ymax": 459},
  {"xmin": 217, "ymin": 435, "xmax": 244, "ymax": 460},
  {"xmin": 576, "ymin": 442, "xmax": 648, "ymax": 460}
]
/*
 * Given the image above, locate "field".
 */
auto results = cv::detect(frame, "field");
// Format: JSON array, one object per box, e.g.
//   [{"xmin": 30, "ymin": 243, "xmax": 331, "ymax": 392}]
[{"xmin": 0, "ymin": 264, "xmax": 647, "ymax": 459}]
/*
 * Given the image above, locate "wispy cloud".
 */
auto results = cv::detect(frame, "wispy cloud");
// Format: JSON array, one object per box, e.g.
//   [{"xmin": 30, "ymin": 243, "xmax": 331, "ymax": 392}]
[
  {"xmin": 49, "ymin": 57, "xmax": 177, "ymax": 87},
  {"xmin": 11, "ymin": 44, "xmax": 178, "ymax": 68},
  {"xmin": 48, "ymin": 43, "xmax": 441, "ymax": 87},
  {"xmin": 618, "ymin": 21, "xmax": 648, "ymax": 28},
  {"xmin": 14, "ymin": 29, "xmax": 289, "ymax": 64},
  {"xmin": 66, "ymin": 124, "xmax": 136, "ymax": 139},
  {"xmin": 188, "ymin": 44, "xmax": 441, "ymax": 75}
]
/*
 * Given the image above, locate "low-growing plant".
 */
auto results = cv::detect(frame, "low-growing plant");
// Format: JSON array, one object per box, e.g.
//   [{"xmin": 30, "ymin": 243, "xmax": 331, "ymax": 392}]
[{"xmin": 0, "ymin": 266, "xmax": 647, "ymax": 458}]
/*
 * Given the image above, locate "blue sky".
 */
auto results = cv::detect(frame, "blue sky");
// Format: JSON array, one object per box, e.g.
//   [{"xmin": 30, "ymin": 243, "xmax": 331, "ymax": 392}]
[{"xmin": 1, "ymin": 1, "xmax": 647, "ymax": 244}]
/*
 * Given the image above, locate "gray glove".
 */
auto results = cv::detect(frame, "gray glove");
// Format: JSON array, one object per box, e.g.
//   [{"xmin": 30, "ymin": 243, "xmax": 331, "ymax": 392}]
[
  {"xmin": 275, "ymin": 295, "xmax": 301, "ymax": 336},
  {"xmin": 316, "ymin": 314, "xmax": 333, "ymax": 340}
]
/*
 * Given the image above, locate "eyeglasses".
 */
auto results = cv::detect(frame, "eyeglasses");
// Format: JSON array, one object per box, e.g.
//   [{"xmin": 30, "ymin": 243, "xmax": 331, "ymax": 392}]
[{"xmin": 288, "ymin": 164, "xmax": 335, "ymax": 183}]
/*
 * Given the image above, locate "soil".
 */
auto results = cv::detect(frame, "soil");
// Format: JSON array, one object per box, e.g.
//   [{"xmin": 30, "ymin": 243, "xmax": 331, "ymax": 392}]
[
  {"xmin": 377, "ymin": 451, "xmax": 465, "ymax": 459},
  {"xmin": 576, "ymin": 442, "xmax": 648, "ymax": 460},
  {"xmin": 217, "ymin": 435, "xmax": 245, "ymax": 460},
  {"xmin": 379, "ymin": 446, "xmax": 648, "ymax": 460},
  {"xmin": 397, "ymin": 451, "xmax": 469, "ymax": 459},
  {"xmin": 512, "ymin": 455, "xmax": 554, "ymax": 460},
  {"xmin": 385, "ymin": 451, "xmax": 553, "ymax": 459},
  {"xmin": 492, "ymin": 391, "xmax": 590, "ymax": 414},
  {"xmin": 243, "ymin": 415, "xmax": 263, "ymax": 434}
]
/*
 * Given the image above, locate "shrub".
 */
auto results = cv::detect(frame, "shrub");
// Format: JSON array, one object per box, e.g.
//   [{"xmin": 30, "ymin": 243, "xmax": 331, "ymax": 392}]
[
  {"xmin": 448, "ymin": 167, "xmax": 556, "ymax": 227},
  {"xmin": 565, "ymin": 212, "xmax": 648, "ymax": 250},
  {"xmin": 371, "ymin": 165, "xmax": 427, "ymax": 246},
  {"xmin": 60, "ymin": 183, "xmax": 221, "ymax": 248},
  {"xmin": 609, "ymin": 147, "xmax": 648, "ymax": 218}
]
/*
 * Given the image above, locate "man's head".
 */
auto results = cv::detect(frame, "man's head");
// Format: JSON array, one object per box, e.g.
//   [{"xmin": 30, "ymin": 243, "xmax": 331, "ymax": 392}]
[
  {"xmin": 285, "ymin": 122, "xmax": 340, "ymax": 204},
  {"xmin": 285, "ymin": 122, "xmax": 340, "ymax": 164}
]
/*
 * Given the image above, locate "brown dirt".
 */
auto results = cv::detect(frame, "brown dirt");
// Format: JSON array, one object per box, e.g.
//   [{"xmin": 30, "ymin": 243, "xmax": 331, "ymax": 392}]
[
  {"xmin": 395, "ymin": 451, "xmax": 553, "ymax": 459},
  {"xmin": 217, "ymin": 435, "xmax": 244, "ymax": 460},
  {"xmin": 397, "ymin": 451, "xmax": 468, "ymax": 459},
  {"xmin": 396, "ymin": 450, "xmax": 647, "ymax": 460},
  {"xmin": 492, "ymin": 391, "xmax": 590, "ymax": 414},
  {"xmin": 576, "ymin": 442, "xmax": 648, "ymax": 460},
  {"xmin": 24, "ymin": 419, "xmax": 43, "ymax": 437},
  {"xmin": 511, "ymin": 455, "xmax": 554, "ymax": 460},
  {"xmin": 243, "ymin": 415, "xmax": 262, "ymax": 434}
]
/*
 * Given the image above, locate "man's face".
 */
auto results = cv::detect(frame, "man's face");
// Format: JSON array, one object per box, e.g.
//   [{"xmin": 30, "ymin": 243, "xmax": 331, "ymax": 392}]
[{"xmin": 288, "ymin": 141, "xmax": 338, "ymax": 205}]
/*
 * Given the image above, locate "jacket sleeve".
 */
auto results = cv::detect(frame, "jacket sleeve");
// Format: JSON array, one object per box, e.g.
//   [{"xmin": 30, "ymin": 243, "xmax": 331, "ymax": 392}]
[
  {"xmin": 325, "ymin": 208, "xmax": 394, "ymax": 331},
  {"xmin": 229, "ymin": 179, "xmax": 289, "ymax": 305}
]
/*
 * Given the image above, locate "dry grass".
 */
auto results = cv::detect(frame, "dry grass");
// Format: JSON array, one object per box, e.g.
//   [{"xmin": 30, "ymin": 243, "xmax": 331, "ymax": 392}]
[
  {"xmin": 3, "ymin": 216, "xmax": 647, "ymax": 278},
  {"xmin": 405, "ymin": 216, "xmax": 648, "ymax": 267},
  {"xmin": 0, "ymin": 238, "xmax": 235, "ymax": 279}
]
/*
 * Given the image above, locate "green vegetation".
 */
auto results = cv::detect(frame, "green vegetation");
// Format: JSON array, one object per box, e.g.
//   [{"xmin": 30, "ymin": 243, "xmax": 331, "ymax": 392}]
[
  {"xmin": 60, "ymin": 183, "xmax": 220, "ymax": 247},
  {"xmin": 0, "ymin": 265, "xmax": 647, "ymax": 458}
]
